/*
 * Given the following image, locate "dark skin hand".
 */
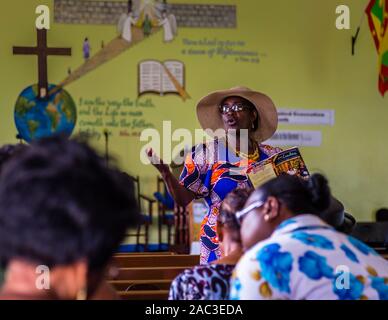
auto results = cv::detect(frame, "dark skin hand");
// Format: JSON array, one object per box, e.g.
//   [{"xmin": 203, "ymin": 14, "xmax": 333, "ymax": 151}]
[{"xmin": 146, "ymin": 148, "xmax": 195, "ymax": 207}]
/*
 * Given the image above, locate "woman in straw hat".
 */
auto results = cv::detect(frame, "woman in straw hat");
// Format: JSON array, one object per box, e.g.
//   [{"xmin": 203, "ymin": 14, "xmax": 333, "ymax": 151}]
[{"xmin": 147, "ymin": 87, "xmax": 281, "ymax": 264}]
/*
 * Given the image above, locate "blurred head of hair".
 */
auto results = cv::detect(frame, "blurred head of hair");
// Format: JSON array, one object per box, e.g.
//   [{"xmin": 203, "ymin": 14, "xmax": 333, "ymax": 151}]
[
  {"xmin": 0, "ymin": 135, "xmax": 140, "ymax": 299},
  {"xmin": 0, "ymin": 144, "xmax": 25, "ymax": 175}
]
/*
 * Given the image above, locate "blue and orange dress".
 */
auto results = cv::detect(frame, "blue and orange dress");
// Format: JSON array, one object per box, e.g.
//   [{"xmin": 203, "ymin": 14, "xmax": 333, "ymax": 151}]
[{"xmin": 179, "ymin": 138, "xmax": 281, "ymax": 264}]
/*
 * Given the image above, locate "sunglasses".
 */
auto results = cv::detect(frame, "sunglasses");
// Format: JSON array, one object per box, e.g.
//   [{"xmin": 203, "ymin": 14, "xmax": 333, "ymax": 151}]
[
  {"xmin": 219, "ymin": 104, "xmax": 251, "ymax": 115},
  {"xmin": 235, "ymin": 200, "xmax": 265, "ymax": 225}
]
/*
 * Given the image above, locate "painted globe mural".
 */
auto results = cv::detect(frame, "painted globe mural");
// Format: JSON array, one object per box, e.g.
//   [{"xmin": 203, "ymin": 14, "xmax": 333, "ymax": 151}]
[{"xmin": 14, "ymin": 84, "xmax": 77, "ymax": 143}]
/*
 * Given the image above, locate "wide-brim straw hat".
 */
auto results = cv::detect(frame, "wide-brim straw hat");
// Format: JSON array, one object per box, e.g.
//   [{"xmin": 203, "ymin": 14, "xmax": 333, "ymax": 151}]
[{"xmin": 196, "ymin": 86, "xmax": 278, "ymax": 142}]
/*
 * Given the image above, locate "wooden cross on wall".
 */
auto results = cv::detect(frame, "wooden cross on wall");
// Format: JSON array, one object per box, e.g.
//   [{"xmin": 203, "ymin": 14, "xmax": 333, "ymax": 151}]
[{"xmin": 13, "ymin": 29, "xmax": 72, "ymax": 99}]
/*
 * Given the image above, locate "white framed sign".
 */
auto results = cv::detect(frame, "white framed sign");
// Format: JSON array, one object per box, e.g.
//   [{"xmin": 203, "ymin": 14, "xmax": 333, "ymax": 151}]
[
  {"xmin": 265, "ymin": 130, "xmax": 322, "ymax": 147},
  {"xmin": 278, "ymin": 108, "xmax": 335, "ymax": 126}
]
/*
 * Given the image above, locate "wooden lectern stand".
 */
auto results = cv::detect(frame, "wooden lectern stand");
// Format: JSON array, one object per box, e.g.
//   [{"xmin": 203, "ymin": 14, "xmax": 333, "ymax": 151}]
[
  {"xmin": 171, "ymin": 204, "xmax": 190, "ymax": 254},
  {"xmin": 172, "ymin": 200, "xmax": 207, "ymax": 254}
]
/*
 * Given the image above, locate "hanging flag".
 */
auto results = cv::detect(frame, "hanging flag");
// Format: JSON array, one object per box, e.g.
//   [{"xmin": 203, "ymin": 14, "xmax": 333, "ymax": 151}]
[{"xmin": 366, "ymin": 0, "xmax": 388, "ymax": 96}]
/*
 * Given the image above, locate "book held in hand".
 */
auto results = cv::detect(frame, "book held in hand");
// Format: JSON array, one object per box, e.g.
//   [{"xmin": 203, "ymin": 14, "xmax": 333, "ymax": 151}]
[{"xmin": 248, "ymin": 147, "xmax": 310, "ymax": 189}]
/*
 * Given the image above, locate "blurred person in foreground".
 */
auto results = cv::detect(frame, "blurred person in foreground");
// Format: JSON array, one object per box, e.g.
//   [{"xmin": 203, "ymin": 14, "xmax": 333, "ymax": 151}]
[
  {"xmin": 0, "ymin": 136, "xmax": 139, "ymax": 300},
  {"xmin": 0, "ymin": 144, "xmax": 25, "ymax": 285},
  {"xmin": 169, "ymin": 188, "xmax": 251, "ymax": 300},
  {"xmin": 0, "ymin": 144, "xmax": 24, "ymax": 175}
]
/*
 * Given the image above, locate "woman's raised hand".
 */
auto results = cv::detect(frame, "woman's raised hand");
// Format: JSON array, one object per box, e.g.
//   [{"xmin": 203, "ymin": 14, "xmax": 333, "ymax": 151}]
[{"xmin": 146, "ymin": 148, "xmax": 195, "ymax": 207}]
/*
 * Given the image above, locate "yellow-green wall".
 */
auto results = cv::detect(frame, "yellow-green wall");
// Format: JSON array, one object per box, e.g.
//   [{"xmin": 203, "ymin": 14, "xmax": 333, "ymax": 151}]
[{"xmin": 0, "ymin": 0, "xmax": 387, "ymax": 222}]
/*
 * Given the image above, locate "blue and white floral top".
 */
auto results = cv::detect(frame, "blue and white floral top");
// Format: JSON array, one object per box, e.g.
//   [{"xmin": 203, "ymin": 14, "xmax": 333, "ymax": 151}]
[{"xmin": 230, "ymin": 214, "xmax": 388, "ymax": 300}]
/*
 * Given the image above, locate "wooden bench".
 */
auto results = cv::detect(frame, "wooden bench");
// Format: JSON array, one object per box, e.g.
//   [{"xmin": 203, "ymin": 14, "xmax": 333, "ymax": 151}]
[
  {"xmin": 107, "ymin": 253, "xmax": 200, "ymax": 300},
  {"xmin": 109, "ymin": 279, "xmax": 172, "ymax": 291},
  {"xmin": 111, "ymin": 266, "xmax": 187, "ymax": 281},
  {"xmin": 111, "ymin": 254, "xmax": 199, "ymax": 268},
  {"xmin": 118, "ymin": 290, "xmax": 169, "ymax": 300}
]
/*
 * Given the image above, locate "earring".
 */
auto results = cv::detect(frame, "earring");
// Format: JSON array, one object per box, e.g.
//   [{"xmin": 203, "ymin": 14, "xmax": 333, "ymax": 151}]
[
  {"xmin": 251, "ymin": 122, "xmax": 255, "ymax": 129},
  {"xmin": 76, "ymin": 287, "xmax": 87, "ymax": 300},
  {"xmin": 264, "ymin": 214, "xmax": 270, "ymax": 222}
]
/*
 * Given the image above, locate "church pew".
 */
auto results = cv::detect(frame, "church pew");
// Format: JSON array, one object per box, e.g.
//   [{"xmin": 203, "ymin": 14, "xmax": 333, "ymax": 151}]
[
  {"xmin": 111, "ymin": 254, "xmax": 199, "ymax": 268},
  {"xmin": 114, "ymin": 252, "xmax": 176, "ymax": 256},
  {"xmin": 110, "ymin": 266, "xmax": 186, "ymax": 281},
  {"xmin": 109, "ymin": 279, "xmax": 172, "ymax": 291},
  {"xmin": 118, "ymin": 290, "xmax": 169, "ymax": 300}
]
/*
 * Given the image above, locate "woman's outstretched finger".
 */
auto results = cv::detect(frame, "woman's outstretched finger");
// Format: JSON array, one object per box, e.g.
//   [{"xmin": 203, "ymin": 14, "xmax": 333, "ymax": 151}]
[{"xmin": 146, "ymin": 148, "xmax": 153, "ymax": 157}]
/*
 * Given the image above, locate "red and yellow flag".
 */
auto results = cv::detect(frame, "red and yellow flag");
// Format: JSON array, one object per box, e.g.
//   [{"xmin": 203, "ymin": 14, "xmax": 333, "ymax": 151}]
[{"xmin": 366, "ymin": 0, "xmax": 388, "ymax": 96}]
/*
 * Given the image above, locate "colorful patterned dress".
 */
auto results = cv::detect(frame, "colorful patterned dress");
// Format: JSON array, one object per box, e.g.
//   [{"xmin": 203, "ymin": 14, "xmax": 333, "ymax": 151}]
[
  {"xmin": 168, "ymin": 264, "xmax": 235, "ymax": 300},
  {"xmin": 179, "ymin": 138, "xmax": 281, "ymax": 264},
  {"xmin": 230, "ymin": 215, "xmax": 388, "ymax": 300}
]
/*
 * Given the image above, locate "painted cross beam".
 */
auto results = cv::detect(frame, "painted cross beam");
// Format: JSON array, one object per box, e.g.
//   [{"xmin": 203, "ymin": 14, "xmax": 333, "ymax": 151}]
[
  {"xmin": 54, "ymin": 0, "xmax": 236, "ymax": 29},
  {"xmin": 13, "ymin": 29, "xmax": 72, "ymax": 99}
]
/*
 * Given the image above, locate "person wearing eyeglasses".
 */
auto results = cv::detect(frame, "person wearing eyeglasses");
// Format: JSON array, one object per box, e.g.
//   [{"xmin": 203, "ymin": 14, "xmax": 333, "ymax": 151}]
[
  {"xmin": 169, "ymin": 188, "xmax": 250, "ymax": 300},
  {"xmin": 230, "ymin": 174, "xmax": 388, "ymax": 300},
  {"xmin": 147, "ymin": 87, "xmax": 281, "ymax": 264}
]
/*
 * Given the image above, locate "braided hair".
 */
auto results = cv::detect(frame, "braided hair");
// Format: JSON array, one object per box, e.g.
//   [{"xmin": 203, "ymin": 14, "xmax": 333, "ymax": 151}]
[{"xmin": 260, "ymin": 173, "xmax": 331, "ymax": 216}]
